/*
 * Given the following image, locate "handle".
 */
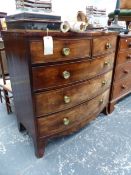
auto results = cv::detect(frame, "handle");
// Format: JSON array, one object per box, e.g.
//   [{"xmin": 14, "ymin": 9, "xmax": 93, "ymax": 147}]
[
  {"xmin": 62, "ymin": 71, "xmax": 70, "ymax": 79},
  {"xmin": 128, "ymin": 42, "xmax": 131, "ymax": 48},
  {"xmin": 127, "ymin": 54, "xmax": 131, "ymax": 59},
  {"xmin": 104, "ymin": 61, "xmax": 110, "ymax": 66},
  {"xmin": 64, "ymin": 96, "xmax": 71, "ymax": 104},
  {"xmin": 102, "ymin": 80, "xmax": 107, "ymax": 86},
  {"xmin": 99, "ymin": 99, "xmax": 104, "ymax": 104},
  {"xmin": 62, "ymin": 48, "xmax": 70, "ymax": 56},
  {"xmin": 121, "ymin": 85, "xmax": 126, "ymax": 89},
  {"xmin": 105, "ymin": 42, "xmax": 112, "ymax": 49},
  {"xmin": 63, "ymin": 118, "xmax": 70, "ymax": 126},
  {"xmin": 123, "ymin": 69, "xmax": 129, "ymax": 74}
]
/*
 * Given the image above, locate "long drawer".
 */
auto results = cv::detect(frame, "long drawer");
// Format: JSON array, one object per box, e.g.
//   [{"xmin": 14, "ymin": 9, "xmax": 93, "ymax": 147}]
[
  {"xmin": 30, "ymin": 38, "xmax": 90, "ymax": 64},
  {"xmin": 114, "ymin": 61, "xmax": 131, "ymax": 81},
  {"xmin": 34, "ymin": 71, "xmax": 112, "ymax": 116},
  {"xmin": 112, "ymin": 74, "xmax": 131, "ymax": 100},
  {"xmin": 92, "ymin": 36, "xmax": 117, "ymax": 57},
  {"xmin": 37, "ymin": 89, "xmax": 109, "ymax": 138},
  {"xmin": 32, "ymin": 53, "xmax": 114, "ymax": 91}
]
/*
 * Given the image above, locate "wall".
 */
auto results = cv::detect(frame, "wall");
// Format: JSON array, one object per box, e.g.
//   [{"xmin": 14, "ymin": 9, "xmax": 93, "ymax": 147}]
[
  {"xmin": 0, "ymin": 0, "xmax": 16, "ymax": 15},
  {"xmin": 52, "ymin": 0, "xmax": 87, "ymax": 21},
  {"xmin": 88, "ymin": 0, "xmax": 116, "ymax": 13},
  {"xmin": 0, "ymin": 0, "xmax": 88, "ymax": 20},
  {"xmin": 0, "ymin": 0, "xmax": 117, "ymax": 20}
]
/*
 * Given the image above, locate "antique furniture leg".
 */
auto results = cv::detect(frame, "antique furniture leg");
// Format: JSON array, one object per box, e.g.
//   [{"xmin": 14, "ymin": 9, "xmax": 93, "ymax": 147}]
[
  {"xmin": 17, "ymin": 121, "xmax": 26, "ymax": 132},
  {"xmin": 33, "ymin": 138, "xmax": 46, "ymax": 158},
  {"xmin": 103, "ymin": 105, "xmax": 109, "ymax": 115},
  {"xmin": 108, "ymin": 101, "xmax": 115, "ymax": 114},
  {"xmin": 4, "ymin": 89, "xmax": 12, "ymax": 114}
]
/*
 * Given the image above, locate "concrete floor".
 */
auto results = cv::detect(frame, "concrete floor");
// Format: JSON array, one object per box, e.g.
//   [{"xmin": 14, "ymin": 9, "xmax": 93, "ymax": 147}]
[{"xmin": 0, "ymin": 95, "xmax": 131, "ymax": 175}]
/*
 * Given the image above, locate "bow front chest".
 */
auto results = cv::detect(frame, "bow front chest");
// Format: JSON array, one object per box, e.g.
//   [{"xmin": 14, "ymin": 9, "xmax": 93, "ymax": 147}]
[{"xmin": 2, "ymin": 30, "xmax": 117, "ymax": 157}]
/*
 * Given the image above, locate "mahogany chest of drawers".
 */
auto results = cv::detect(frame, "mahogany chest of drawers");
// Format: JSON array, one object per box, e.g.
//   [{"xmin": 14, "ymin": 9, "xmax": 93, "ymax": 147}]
[
  {"xmin": 2, "ymin": 30, "xmax": 117, "ymax": 158},
  {"xmin": 109, "ymin": 34, "xmax": 131, "ymax": 113}
]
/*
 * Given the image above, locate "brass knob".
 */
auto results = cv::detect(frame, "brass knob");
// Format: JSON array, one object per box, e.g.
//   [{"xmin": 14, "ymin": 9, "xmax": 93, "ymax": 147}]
[
  {"xmin": 62, "ymin": 48, "xmax": 70, "ymax": 56},
  {"xmin": 99, "ymin": 99, "xmax": 104, "ymax": 104},
  {"xmin": 64, "ymin": 96, "xmax": 71, "ymax": 104},
  {"xmin": 104, "ymin": 61, "xmax": 110, "ymax": 66},
  {"xmin": 62, "ymin": 71, "xmax": 70, "ymax": 79},
  {"xmin": 63, "ymin": 118, "xmax": 70, "ymax": 126},
  {"xmin": 102, "ymin": 80, "xmax": 107, "ymax": 86},
  {"xmin": 105, "ymin": 42, "xmax": 112, "ymax": 49}
]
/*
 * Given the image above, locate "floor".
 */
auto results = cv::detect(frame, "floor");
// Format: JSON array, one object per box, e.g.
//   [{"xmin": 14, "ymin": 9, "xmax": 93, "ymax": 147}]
[{"xmin": 0, "ymin": 96, "xmax": 131, "ymax": 175}]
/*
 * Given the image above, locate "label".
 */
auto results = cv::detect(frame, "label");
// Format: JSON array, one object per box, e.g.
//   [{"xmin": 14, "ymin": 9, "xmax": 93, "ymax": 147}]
[{"xmin": 43, "ymin": 36, "xmax": 53, "ymax": 55}]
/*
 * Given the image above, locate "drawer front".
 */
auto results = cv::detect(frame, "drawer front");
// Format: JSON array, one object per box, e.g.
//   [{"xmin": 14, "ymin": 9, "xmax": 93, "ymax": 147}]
[
  {"xmin": 112, "ymin": 74, "xmax": 131, "ymax": 100},
  {"xmin": 35, "ymin": 71, "xmax": 112, "ymax": 116},
  {"xmin": 92, "ymin": 36, "xmax": 117, "ymax": 56},
  {"xmin": 116, "ymin": 51, "xmax": 131, "ymax": 65},
  {"xmin": 37, "ymin": 89, "xmax": 109, "ymax": 137},
  {"xmin": 114, "ymin": 62, "xmax": 131, "ymax": 81},
  {"xmin": 119, "ymin": 38, "xmax": 131, "ymax": 51},
  {"xmin": 32, "ymin": 54, "xmax": 114, "ymax": 91},
  {"xmin": 30, "ymin": 38, "xmax": 90, "ymax": 64}
]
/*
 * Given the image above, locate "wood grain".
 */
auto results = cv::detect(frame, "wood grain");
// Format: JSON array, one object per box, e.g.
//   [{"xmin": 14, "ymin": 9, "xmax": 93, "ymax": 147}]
[
  {"xmin": 116, "ymin": 51, "xmax": 131, "ymax": 65},
  {"xmin": 30, "ymin": 38, "xmax": 91, "ymax": 64},
  {"xmin": 109, "ymin": 35, "xmax": 131, "ymax": 113},
  {"xmin": 111, "ymin": 74, "xmax": 131, "ymax": 100},
  {"xmin": 92, "ymin": 36, "xmax": 117, "ymax": 57},
  {"xmin": 114, "ymin": 62, "xmax": 131, "ymax": 81},
  {"xmin": 32, "ymin": 54, "xmax": 115, "ymax": 91},
  {"xmin": 34, "ymin": 71, "xmax": 112, "ymax": 116},
  {"xmin": 37, "ymin": 89, "xmax": 110, "ymax": 138},
  {"xmin": 2, "ymin": 30, "xmax": 117, "ymax": 157},
  {"xmin": 119, "ymin": 38, "xmax": 131, "ymax": 51}
]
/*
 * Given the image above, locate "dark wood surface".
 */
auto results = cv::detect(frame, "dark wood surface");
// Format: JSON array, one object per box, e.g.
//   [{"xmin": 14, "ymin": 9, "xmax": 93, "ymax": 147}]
[
  {"xmin": 119, "ymin": 37, "xmax": 131, "ymax": 51},
  {"xmin": 2, "ymin": 30, "xmax": 117, "ymax": 158},
  {"xmin": 2, "ymin": 29, "xmax": 118, "ymax": 37},
  {"xmin": 116, "ymin": 51, "xmax": 131, "ymax": 65},
  {"xmin": 37, "ymin": 89, "xmax": 110, "ymax": 138},
  {"xmin": 114, "ymin": 62, "xmax": 131, "ymax": 81},
  {"xmin": 32, "ymin": 54, "xmax": 114, "ymax": 91},
  {"xmin": 111, "ymin": 74, "xmax": 131, "ymax": 100},
  {"xmin": 109, "ymin": 33, "xmax": 131, "ymax": 113},
  {"xmin": 92, "ymin": 36, "xmax": 117, "ymax": 57},
  {"xmin": 34, "ymin": 71, "xmax": 112, "ymax": 117},
  {"xmin": 30, "ymin": 38, "xmax": 91, "ymax": 64},
  {"xmin": 1, "ymin": 32, "xmax": 37, "ymax": 140}
]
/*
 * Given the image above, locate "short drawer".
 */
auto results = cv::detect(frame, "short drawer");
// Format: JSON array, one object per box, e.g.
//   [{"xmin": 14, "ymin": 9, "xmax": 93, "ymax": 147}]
[
  {"xmin": 30, "ymin": 38, "xmax": 90, "ymax": 64},
  {"xmin": 34, "ymin": 71, "xmax": 112, "ymax": 116},
  {"xmin": 112, "ymin": 74, "xmax": 131, "ymax": 100},
  {"xmin": 119, "ymin": 38, "xmax": 131, "ymax": 51},
  {"xmin": 114, "ymin": 62, "xmax": 131, "ymax": 81},
  {"xmin": 116, "ymin": 51, "xmax": 131, "ymax": 65},
  {"xmin": 92, "ymin": 36, "xmax": 117, "ymax": 57},
  {"xmin": 32, "ymin": 53, "xmax": 115, "ymax": 91},
  {"xmin": 37, "ymin": 89, "xmax": 109, "ymax": 137}
]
